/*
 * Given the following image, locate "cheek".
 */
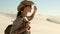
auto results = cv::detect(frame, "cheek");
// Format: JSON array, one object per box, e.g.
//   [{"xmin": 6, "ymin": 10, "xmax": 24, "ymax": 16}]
[
  {"xmin": 28, "ymin": 8, "xmax": 31, "ymax": 11},
  {"xmin": 29, "ymin": 9, "xmax": 31, "ymax": 12},
  {"xmin": 25, "ymin": 7, "xmax": 31, "ymax": 12}
]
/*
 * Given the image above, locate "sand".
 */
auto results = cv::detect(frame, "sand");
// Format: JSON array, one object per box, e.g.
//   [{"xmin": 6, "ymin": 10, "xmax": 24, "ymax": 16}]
[{"xmin": 0, "ymin": 14, "xmax": 60, "ymax": 34}]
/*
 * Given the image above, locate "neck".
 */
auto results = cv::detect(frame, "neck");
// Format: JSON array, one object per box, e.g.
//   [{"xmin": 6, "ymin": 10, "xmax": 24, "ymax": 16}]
[
  {"xmin": 22, "ymin": 10, "xmax": 27, "ymax": 18},
  {"xmin": 22, "ymin": 12, "xmax": 26, "ymax": 18}
]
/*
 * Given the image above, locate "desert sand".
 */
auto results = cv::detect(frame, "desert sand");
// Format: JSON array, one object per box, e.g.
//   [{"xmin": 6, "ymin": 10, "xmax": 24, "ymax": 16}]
[{"xmin": 0, "ymin": 14, "xmax": 60, "ymax": 34}]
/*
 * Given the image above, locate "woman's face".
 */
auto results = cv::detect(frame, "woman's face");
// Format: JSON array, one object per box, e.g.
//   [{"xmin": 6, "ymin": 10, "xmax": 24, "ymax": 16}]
[
  {"xmin": 22, "ymin": 6, "xmax": 32, "ymax": 17},
  {"xmin": 24, "ymin": 6, "xmax": 32, "ymax": 12}
]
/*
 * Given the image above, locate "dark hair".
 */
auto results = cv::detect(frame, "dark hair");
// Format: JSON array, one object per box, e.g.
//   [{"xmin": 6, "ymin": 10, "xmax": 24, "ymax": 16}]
[
  {"xmin": 17, "ymin": 7, "xmax": 25, "ymax": 17},
  {"xmin": 17, "ymin": 11, "xmax": 21, "ymax": 17},
  {"xmin": 17, "ymin": 5, "xmax": 31, "ymax": 17}
]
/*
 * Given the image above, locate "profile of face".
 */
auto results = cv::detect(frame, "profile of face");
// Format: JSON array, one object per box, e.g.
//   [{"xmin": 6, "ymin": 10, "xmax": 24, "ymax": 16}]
[
  {"xmin": 22, "ymin": 6, "xmax": 32, "ymax": 17},
  {"xmin": 24, "ymin": 6, "xmax": 32, "ymax": 12}
]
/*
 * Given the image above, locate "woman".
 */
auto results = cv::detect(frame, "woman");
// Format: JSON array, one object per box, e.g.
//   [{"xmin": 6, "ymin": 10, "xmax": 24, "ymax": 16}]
[{"xmin": 10, "ymin": 0, "xmax": 37, "ymax": 34}]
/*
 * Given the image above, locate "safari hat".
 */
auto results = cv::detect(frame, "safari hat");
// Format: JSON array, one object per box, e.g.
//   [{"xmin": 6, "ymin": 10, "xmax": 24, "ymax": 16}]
[{"xmin": 17, "ymin": 0, "xmax": 34, "ymax": 11}]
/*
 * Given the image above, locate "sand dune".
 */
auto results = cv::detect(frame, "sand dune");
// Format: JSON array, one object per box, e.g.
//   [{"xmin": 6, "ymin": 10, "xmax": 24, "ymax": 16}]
[{"xmin": 0, "ymin": 14, "xmax": 60, "ymax": 34}]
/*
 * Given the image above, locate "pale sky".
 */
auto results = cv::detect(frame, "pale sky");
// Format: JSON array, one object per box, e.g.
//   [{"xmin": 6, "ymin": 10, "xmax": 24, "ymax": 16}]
[{"xmin": 0, "ymin": 0, "xmax": 60, "ymax": 15}]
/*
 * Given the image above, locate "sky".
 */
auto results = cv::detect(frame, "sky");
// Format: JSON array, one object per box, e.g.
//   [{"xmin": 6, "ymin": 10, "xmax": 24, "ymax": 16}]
[{"xmin": 0, "ymin": 0, "xmax": 60, "ymax": 15}]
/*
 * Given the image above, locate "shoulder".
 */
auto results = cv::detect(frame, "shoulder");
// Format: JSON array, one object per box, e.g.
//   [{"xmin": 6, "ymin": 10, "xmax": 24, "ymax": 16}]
[{"xmin": 13, "ymin": 17, "xmax": 24, "ymax": 22}]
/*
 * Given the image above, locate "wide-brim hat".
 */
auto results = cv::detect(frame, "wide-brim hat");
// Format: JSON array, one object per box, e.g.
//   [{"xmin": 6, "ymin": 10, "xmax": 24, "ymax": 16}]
[{"xmin": 17, "ymin": 1, "xmax": 34, "ymax": 11}]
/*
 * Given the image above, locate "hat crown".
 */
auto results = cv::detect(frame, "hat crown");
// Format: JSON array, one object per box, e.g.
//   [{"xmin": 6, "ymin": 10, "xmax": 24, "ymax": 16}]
[{"xmin": 17, "ymin": 0, "xmax": 34, "ymax": 11}]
